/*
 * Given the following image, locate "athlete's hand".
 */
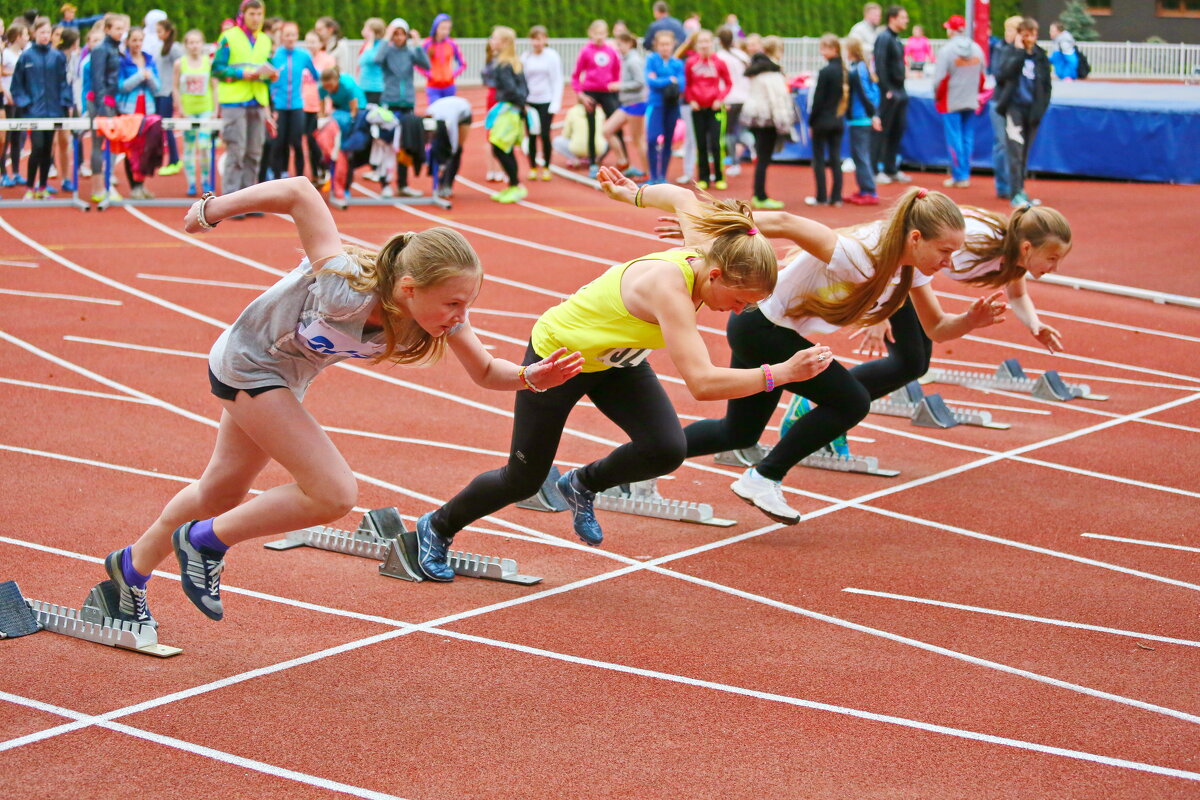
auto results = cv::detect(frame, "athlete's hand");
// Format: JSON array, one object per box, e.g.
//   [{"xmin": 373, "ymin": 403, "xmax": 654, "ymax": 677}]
[
  {"xmin": 1031, "ymin": 322, "xmax": 1064, "ymax": 353},
  {"xmin": 654, "ymin": 215, "xmax": 684, "ymax": 240},
  {"xmin": 774, "ymin": 345, "xmax": 834, "ymax": 385},
  {"xmin": 597, "ymin": 165, "xmax": 638, "ymax": 204},
  {"xmin": 183, "ymin": 199, "xmax": 212, "ymax": 234},
  {"xmin": 848, "ymin": 320, "xmax": 892, "ymax": 358},
  {"xmin": 524, "ymin": 347, "xmax": 585, "ymax": 390},
  {"xmin": 965, "ymin": 290, "xmax": 1008, "ymax": 330}
]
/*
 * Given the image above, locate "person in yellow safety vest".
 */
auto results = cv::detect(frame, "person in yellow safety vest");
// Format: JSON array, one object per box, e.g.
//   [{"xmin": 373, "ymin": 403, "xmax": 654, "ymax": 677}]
[{"xmin": 213, "ymin": 0, "xmax": 277, "ymax": 202}]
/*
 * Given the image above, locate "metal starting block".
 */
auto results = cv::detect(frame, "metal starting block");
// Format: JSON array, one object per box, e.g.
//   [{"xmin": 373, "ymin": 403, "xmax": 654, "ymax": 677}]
[
  {"xmin": 266, "ymin": 508, "xmax": 540, "ymax": 585},
  {"xmin": 923, "ymin": 358, "xmax": 1108, "ymax": 402},
  {"xmin": 715, "ymin": 442, "xmax": 900, "ymax": 477},
  {"xmin": 518, "ymin": 466, "xmax": 735, "ymax": 527},
  {"xmin": 870, "ymin": 381, "xmax": 1011, "ymax": 429},
  {"xmin": 20, "ymin": 581, "xmax": 181, "ymax": 658}
]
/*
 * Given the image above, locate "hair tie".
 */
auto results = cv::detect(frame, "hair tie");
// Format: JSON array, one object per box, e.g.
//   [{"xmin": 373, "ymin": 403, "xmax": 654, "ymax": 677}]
[
  {"xmin": 1019, "ymin": 202, "xmax": 1033, "ymax": 212},
  {"xmin": 916, "ymin": 188, "xmax": 928, "ymax": 199},
  {"xmin": 746, "ymin": 227, "xmax": 758, "ymax": 236}
]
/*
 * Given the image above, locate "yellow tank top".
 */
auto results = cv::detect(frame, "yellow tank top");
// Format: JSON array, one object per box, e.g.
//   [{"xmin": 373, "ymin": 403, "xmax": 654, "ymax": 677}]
[
  {"xmin": 531, "ymin": 250, "xmax": 698, "ymax": 373},
  {"xmin": 178, "ymin": 57, "xmax": 213, "ymax": 115}
]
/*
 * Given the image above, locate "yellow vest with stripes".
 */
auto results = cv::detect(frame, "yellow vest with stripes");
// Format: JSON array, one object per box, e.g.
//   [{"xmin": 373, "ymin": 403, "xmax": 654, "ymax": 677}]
[
  {"xmin": 531, "ymin": 250, "xmax": 698, "ymax": 373},
  {"xmin": 216, "ymin": 27, "xmax": 272, "ymax": 106}
]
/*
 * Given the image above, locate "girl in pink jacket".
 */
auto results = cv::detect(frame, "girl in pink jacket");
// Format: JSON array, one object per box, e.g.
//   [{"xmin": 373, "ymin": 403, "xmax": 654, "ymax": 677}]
[{"xmin": 571, "ymin": 19, "xmax": 622, "ymax": 176}]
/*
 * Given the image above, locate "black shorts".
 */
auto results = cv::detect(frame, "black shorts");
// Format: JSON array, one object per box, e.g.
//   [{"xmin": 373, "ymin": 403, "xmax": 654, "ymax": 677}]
[{"xmin": 208, "ymin": 367, "xmax": 286, "ymax": 400}]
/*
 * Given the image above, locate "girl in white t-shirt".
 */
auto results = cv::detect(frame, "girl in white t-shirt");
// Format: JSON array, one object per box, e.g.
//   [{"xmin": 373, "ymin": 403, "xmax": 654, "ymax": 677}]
[
  {"xmin": 849, "ymin": 205, "xmax": 1071, "ymax": 397},
  {"xmin": 667, "ymin": 187, "xmax": 1009, "ymax": 523},
  {"xmin": 96, "ymin": 177, "xmax": 584, "ymax": 629}
]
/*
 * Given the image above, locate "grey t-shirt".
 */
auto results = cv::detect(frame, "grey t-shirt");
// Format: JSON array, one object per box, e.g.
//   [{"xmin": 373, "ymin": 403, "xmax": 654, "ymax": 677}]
[{"xmin": 209, "ymin": 254, "xmax": 386, "ymax": 399}]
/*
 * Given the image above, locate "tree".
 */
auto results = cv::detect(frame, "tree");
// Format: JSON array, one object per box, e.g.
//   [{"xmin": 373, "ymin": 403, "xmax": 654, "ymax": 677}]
[{"xmin": 1059, "ymin": 0, "xmax": 1099, "ymax": 42}]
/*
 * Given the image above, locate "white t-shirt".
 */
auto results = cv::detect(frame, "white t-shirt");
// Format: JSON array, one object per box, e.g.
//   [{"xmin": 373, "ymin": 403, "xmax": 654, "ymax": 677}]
[
  {"xmin": 945, "ymin": 211, "xmax": 1004, "ymax": 283},
  {"xmin": 759, "ymin": 219, "xmax": 932, "ymax": 338},
  {"xmin": 717, "ymin": 48, "xmax": 750, "ymax": 105},
  {"xmin": 2, "ymin": 48, "xmax": 19, "ymax": 93},
  {"xmin": 521, "ymin": 48, "xmax": 564, "ymax": 113}
]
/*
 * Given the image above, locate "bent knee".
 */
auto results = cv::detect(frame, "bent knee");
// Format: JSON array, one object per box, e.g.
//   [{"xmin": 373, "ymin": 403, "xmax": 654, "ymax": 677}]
[{"xmin": 307, "ymin": 481, "xmax": 358, "ymax": 522}]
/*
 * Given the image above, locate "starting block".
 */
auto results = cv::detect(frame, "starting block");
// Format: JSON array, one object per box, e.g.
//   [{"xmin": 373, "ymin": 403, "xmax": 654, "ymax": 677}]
[
  {"xmin": 10, "ymin": 580, "xmax": 182, "ymax": 657},
  {"xmin": 870, "ymin": 381, "xmax": 1011, "ymax": 429},
  {"xmin": 715, "ymin": 442, "xmax": 900, "ymax": 478},
  {"xmin": 265, "ymin": 508, "xmax": 541, "ymax": 585},
  {"xmin": 923, "ymin": 358, "xmax": 1108, "ymax": 402},
  {"xmin": 518, "ymin": 466, "xmax": 735, "ymax": 527}
]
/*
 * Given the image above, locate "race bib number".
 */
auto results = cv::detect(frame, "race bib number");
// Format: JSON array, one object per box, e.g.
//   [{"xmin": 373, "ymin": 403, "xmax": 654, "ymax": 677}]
[
  {"xmin": 596, "ymin": 347, "xmax": 651, "ymax": 368},
  {"xmin": 182, "ymin": 73, "xmax": 208, "ymax": 96},
  {"xmin": 296, "ymin": 319, "xmax": 385, "ymax": 359}
]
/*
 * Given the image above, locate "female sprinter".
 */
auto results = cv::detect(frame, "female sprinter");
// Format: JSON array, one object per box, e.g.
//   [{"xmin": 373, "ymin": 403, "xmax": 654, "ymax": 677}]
[
  {"xmin": 656, "ymin": 186, "xmax": 1010, "ymax": 523},
  {"xmin": 848, "ymin": 204, "xmax": 1072, "ymax": 398},
  {"xmin": 414, "ymin": 166, "xmax": 832, "ymax": 580},
  {"xmin": 100, "ymin": 177, "xmax": 584, "ymax": 625}
]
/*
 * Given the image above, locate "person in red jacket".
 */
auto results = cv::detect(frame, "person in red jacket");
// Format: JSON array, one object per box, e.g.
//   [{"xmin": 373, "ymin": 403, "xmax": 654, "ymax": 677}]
[
  {"xmin": 419, "ymin": 13, "xmax": 466, "ymax": 105},
  {"xmin": 683, "ymin": 29, "xmax": 731, "ymax": 189},
  {"xmin": 571, "ymin": 19, "xmax": 622, "ymax": 178}
]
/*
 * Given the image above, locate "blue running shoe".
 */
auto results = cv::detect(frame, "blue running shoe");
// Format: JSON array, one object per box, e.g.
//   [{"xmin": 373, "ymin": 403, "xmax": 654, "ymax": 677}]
[
  {"xmin": 103, "ymin": 549, "xmax": 156, "ymax": 628},
  {"xmin": 0, "ymin": 175, "xmax": 13, "ymax": 188},
  {"xmin": 172, "ymin": 521, "xmax": 225, "ymax": 620},
  {"xmin": 186, "ymin": 183, "xmax": 197, "ymax": 197},
  {"xmin": 556, "ymin": 469, "xmax": 603, "ymax": 546},
  {"xmin": 588, "ymin": 164, "xmax": 600, "ymax": 179},
  {"xmin": 416, "ymin": 513, "xmax": 455, "ymax": 581},
  {"xmin": 62, "ymin": 179, "xmax": 76, "ymax": 192},
  {"xmin": 202, "ymin": 179, "xmax": 214, "ymax": 194}
]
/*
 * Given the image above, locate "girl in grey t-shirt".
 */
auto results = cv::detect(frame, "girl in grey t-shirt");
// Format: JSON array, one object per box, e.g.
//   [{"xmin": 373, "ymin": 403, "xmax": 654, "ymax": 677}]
[{"xmin": 97, "ymin": 176, "xmax": 585, "ymax": 628}]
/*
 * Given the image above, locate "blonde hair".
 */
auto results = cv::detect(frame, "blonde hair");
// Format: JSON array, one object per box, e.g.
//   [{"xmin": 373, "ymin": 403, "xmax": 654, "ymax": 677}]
[
  {"xmin": 1004, "ymin": 15, "xmax": 1023, "ymax": 33},
  {"xmin": 674, "ymin": 29, "xmax": 699, "ymax": 59},
  {"xmin": 819, "ymin": 33, "xmax": 849, "ymax": 118},
  {"xmin": 683, "ymin": 197, "xmax": 778, "ymax": 293},
  {"xmin": 103, "ymin": 13, "xmax": 129, "ymax": 30},
  {"xmin": 844, "ymin": 36, "xmax": 865, "ymax": 63},
  {"xmin": 762, "ymin": 35, "xmax": 784, "ymax": 61},
  {"xmin": 786, "ymin": 188, "xmax": 964, "ymax": 326},
  {"xmin": 954, "ymin": 206, "xmax": 1072, "ymax": 287},
  {"xmin": 588, "ymin": 19, "xmax": 608, "ymax": 39},
  {"xmin": 322, "ymin": 228, "xmax": 482, "ymax": 366},
  {"xmin": 364, "ymin": 17, "xmax": 385, "ymax": 38},
  {"xmin": 491, "ymin": 26, "xmax": 521, "ymax": 72}
]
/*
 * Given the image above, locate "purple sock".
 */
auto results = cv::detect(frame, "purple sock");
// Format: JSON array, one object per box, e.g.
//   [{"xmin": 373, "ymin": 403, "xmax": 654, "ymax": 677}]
[
  {"xmin": 188, "ymin": 518, "xmax": 229, "ymax": 554},
  {"xmin": 120, "ymin": 547, "xmax": 151, "ymax": 589}
]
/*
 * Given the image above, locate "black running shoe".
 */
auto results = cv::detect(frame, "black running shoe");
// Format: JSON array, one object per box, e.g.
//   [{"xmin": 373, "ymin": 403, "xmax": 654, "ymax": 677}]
[
  {"xmin": 172, "ymin": 522, "xmax": 225, "ymax": 620},
  {"xmin": 103, "ymin": 549, "xmax": 157, "ymax": 628}
]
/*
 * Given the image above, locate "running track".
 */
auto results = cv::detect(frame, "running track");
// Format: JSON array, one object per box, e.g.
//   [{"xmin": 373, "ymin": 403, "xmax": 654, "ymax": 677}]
[{"xmin": 1, "ymin": 117, "xmax": 1199, "ymax": 798}]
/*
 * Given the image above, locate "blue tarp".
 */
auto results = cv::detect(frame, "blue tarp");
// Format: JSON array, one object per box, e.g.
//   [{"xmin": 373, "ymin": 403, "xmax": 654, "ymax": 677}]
[{"xmin": 777, "ymin": 82, "xmax": 1200, "ymax": 185}]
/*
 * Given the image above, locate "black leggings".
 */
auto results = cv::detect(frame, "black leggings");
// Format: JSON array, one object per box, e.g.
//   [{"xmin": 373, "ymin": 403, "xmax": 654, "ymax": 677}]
[
  {"xmin": 527, "ymin": 101, "xmax": 553, "ymax": 168},
  {"xmin": 811, "ymin": 127, "xmax": 843, "ymax": 203},
  {"xmin": 25, "ymin": 129, "xmax": 54, "ymax": 188},
  {"xmin": 491, "ymin": 143, "xmax": 519, "ymax": 187},
  {"xmin": 583, "ymin": 91, "xmax": 621, "ymax": 165},
  {"xmin": 692, "ymin": 107, "xmax": 723, "ymax": 182},
  {"xmin": 304, "ymin": 112, "xmax": 322, "ymax": 177},
  {"xmin": 6, "ymin": 105, "xmax": 24, "ymax": 176},
  {"xmin": 431, "ymin": 344, "xmax": 687, "ymax": 537},
  {"xmin": 683, "ymin": 309, "xmax": 871, "ymax": 482},
  {"xmin": 847, "ymin": 298, "xmax": 933, "ymax": 400},
  {"xmin": 750, "ymin": 126, "xmax": 777, "ymax": 201},
  {"xmin": 272, "ymin": 109, "xmax": 306, "ymax": 177}
]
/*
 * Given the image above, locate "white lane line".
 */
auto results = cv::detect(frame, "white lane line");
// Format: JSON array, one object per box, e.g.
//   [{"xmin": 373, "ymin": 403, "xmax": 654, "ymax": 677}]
[
  {"xmin": 470, "ymin": 306, "xmax": 541, "ymax": 320},
  {"xmin": 934, "ymin": 289, "xmax": 1200, "ymax": 344},
  {"xmin": 0, "ymin": 258, "xmax": 38, "ymax": 268},
  {"xmin": 961, "ymin": 334, "xmax": 1200, "ymax": 385},
  {"xmin": 1081, "ymin": 533, "xmax": 1200, "ymax": 554},
  {"xmin": 645, "ymin": 563, "xmax": 1200, "ymax": 726},
  {"xmin": 121, "ymin": 205, "xmax": 290, "ymax": 278},
  {"xmin": 842, "ymin": 588, "xmax": 1200, "ymax": 648},
  {"xmin": 0, "ymin": 287, "xmax": 122, "ymax": 305},
  {"xmin": 136, "ymin": 272, "xmax": 272, "ymax": 291},
  {"xmin": 929, "ymin": 357, "xmax": 1200, "ymax": 392},
  {"xmin": 455, "ymin": 175, "xmax": 663, "ymax": 242},
  {"xmin": 0, "ymin": 376, "xmax": 157, "ymax": 404},
  {"xmin": 0, "ymin": 443, "xmax": 198, "ymax": 484},
  {"xmin": 935, "ymin": 398, "xmax": 1051, "ymax": 415},
  {"xmin": 954, "ymin": 384, "xmax": 1200, "ymax": 435},
  {"xmin": 428, "ymin": 629, "xmax": 1200, "ymax": 783},
  {"xmin": 350, "ymin": 182, "xmax": 613, "ymax": 266},
  {"xmin": 63, "ymin": 334, "xmax": 207, "ymax": 359}
]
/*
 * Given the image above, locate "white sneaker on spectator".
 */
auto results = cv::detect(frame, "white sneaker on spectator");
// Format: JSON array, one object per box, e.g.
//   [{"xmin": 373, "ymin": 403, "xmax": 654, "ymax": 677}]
[
  {"xmin": 674, "ymin": 174, "xmax": 694, "ymax": 185},
  {"xmin": 875, "ymin": 172, "xmax": 893, "ymax": 184},
  {"xmin": 380, "ymin": 186, "xmax": 395, "ymax": 198},
  {"xmin": 400, "ymin": 186, "xmax": 423, "ymax": 198},
  {"xmin": 730, "ymin": 468, "xmax": 802, "ymax": 524},
  {"xmin": 726, "ymin": 163, "xmax": 741, "ymax": 176},
  {"xmin": 894, "ymin": 171, "xmax": 913, "ymax": 183}
]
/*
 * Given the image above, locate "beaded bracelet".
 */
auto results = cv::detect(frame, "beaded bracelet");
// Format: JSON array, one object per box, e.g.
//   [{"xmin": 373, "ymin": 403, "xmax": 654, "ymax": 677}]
[
  {"xmin": 197, "ymin": 192, "xmax": 220, "ymax": 230},
  {"xmin": 518, "ymin": 365, "xmax": 545, "ymax": 393},
  {"xmin": 634, "ymin": 185, "xmax": 646, "ymax": 209},
  {"xmin": 761, "ymin": 364, "xmax": 775, "ymax": 392}
]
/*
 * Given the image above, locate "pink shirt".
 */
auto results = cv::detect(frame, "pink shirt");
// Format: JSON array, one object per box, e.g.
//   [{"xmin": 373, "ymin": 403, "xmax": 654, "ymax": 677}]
[
  {"xmin": 905, "ymin": 36, "xmax": 934, "ymax": 64},
  {"xmin": 571, "ymin": 42, "xmax": 620, "ymax": 94}
]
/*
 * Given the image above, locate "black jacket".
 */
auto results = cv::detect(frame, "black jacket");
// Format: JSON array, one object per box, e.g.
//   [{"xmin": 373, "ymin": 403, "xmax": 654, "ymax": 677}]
[
  {"xmin": 89, "ymin": 34, "xmax": 122, "ymax": 104},
  {"xmin": 994, "ymin": 45, "xmax": 1052, "ymax": 123},
  {"xmin": 809, "ymin": 57, "xmax": 845, "ymax": 133},
  {"xmin": 873, "ymin": 26, "xmax": 906, "ymax": 97},
  {"xmin": 492, "ymin": 62, "xmax": 528, "ymax": 109},
  {"xmin": 744, "ymin": 52, "xmax": 781, "ymax": 79}
]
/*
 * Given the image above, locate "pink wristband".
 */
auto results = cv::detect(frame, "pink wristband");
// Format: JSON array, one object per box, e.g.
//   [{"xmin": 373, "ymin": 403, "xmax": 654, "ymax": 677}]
[{"xmin": 761, "ymin": 364, "xmax": 774, "ymax": 392}]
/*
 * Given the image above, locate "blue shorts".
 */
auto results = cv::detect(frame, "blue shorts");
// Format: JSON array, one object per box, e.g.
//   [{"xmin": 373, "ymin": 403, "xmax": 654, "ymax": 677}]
[{"xmin": 620, "ymin": 102, "xmax": 647, "ymax": 117}]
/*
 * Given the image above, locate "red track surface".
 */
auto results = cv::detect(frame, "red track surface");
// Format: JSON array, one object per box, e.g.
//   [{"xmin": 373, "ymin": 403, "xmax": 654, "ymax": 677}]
[{"xmin": 1, "ymin": 89, "xmax": 1199, "ymax": 798}]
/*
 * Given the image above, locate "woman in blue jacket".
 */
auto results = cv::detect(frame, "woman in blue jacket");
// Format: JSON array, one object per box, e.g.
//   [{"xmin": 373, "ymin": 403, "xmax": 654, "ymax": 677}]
[
  {"xmin": 644, "ymin": 29, "xmax": 685, "ymax": 185},
  {"xmin": 10, "ymin": 17, "xmax": 71, "ymax": 199}
]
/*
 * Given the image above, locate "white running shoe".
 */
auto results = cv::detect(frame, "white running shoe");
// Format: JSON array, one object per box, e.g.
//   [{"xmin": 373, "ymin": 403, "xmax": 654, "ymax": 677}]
[
  {"xmin": 894, "ymin": 171, "xmax": 913, "ymax": 183},
  {"xmin": 874, "ymin": 172, "xmax": 893, "ymax": 185},
  {"xmin": 730, "ymin": 468, "xmax": 802, "ymax": 524},
  {"xmin": 400, "ymin": 186, "xmax": 423, "ymax": 198}
]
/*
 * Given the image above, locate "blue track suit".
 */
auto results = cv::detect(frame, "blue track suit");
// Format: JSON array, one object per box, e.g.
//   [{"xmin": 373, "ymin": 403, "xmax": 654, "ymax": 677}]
[
  {"xmin": 644, "ymin": 52, "xmax": 685, "ymax": 183},
  {"xmin": 10, "ymin": 42, "xmax": 71, "ymax": 188}
]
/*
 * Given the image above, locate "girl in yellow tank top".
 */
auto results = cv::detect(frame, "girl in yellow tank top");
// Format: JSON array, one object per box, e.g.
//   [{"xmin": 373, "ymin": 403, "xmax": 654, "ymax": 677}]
[{"xmin": 413, "ymin": 167, "xmax": 836, "ymax": 580}]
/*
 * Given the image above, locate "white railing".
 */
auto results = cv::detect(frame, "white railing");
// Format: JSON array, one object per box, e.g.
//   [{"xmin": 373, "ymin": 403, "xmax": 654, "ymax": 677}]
[{"xmin": 351, "ymin": 38, "xmax": 1200, "ymax": 84}]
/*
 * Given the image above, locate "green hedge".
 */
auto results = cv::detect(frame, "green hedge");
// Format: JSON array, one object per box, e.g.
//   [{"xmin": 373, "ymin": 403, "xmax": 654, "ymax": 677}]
[{"xmin": 99, "ymin": 1, "xmax": 1023, "ymax": 40}]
